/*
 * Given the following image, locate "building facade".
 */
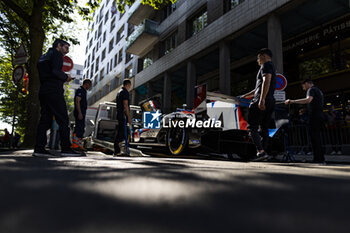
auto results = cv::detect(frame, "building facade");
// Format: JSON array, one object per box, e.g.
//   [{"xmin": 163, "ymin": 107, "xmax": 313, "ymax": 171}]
[
  {"xmin": 84, "ymin": 0, "xmax": 350, "ymax": 114},
  {"xmin": 67, "ymin": 64, "xmax": 84, "ymax": 100}
]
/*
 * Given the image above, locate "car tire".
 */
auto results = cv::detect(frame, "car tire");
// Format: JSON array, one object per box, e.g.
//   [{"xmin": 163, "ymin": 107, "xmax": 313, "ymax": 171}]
[{"xmin": 166, "ymin": 126, "xmax": 188, "ymax": 155}]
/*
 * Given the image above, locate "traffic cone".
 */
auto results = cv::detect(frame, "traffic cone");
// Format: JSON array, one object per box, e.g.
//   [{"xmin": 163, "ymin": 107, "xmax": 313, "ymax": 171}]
[{"xmin": 71, "ymin": 133, "xmax": 80, "ymax": 149}]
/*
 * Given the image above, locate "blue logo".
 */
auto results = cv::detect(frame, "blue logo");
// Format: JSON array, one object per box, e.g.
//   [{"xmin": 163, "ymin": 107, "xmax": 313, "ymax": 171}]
[{"xmin": 143, "ymin": 110, "xmax": 162, "ymax": 129}]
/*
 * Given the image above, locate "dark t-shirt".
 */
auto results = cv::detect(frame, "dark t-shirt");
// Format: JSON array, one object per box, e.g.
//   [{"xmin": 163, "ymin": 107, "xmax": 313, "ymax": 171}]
[
  {"xmin": 74, "ymin": 86, "xmax": 87, "ymax": 116},
  {"xmin": 116, "ymin": 87, "xmax": 129, "ymax": 119},
  {"xmin": 37, "ymin": 48, "xmax": 68, "ymax": 95},
  {"xmin": 306, "ymin": 86, "xmax": 324, "ymax": 117},
  {"xmin": 253, "ymin": 61, "xmax": 276, "ymax": 103}
]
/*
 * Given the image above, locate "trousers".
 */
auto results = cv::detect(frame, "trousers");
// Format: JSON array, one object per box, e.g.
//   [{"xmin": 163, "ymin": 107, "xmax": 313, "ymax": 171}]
[
  {"xmin": 35, "ymin": 93, "xmax": 71, "ymax": 151},
  {"xmin": 247, "ymin": 100, "xmax": 275, "ymax": 151}
]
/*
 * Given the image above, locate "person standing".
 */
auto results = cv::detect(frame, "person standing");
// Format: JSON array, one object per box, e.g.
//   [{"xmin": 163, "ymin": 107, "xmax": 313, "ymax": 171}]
[
  {"xmin": 240, "ymin": 48, "xmax": 276, "ymax": 161},
  {"xmin": 3, "ymin": 128, "xmax": 10, "ymax": 147},
  {"xmin": 285, "ymin": 79, "xmax": 325, "ymax": 163},
  {"xmin": 114, "ymin": 79, "xmax": 132, "ymax": 156},
  {"xmin": 71, "ymin": 79, "xmax": 92, "ymax": 151},
  {"xmin": 33, "ymin": 39, "xmax": 81, "ymax": 157}
]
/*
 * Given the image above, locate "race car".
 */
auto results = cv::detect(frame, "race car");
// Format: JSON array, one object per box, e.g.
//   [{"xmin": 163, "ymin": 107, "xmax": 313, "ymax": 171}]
[{"xmin": 90, "ymin": 85, "xmax": 287, "ymax": 159}]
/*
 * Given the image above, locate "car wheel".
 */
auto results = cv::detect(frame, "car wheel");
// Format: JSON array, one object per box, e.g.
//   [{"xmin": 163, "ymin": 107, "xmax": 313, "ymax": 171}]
[{"xmin": 167, "ymin": 126, "xmax": 188, "ymax": 155}]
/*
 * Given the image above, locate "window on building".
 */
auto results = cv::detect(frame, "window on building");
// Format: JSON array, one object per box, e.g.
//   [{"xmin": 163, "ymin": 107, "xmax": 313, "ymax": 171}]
[
  {"xmin": 104, "ymin": 11, "xmax": 109, "ymax": 24},
  {"xmin": 190, "ymin": 9, "xmax": 208, "ymax": 36},
  {"xmin": 95, "ymin": 30, "xmax": 98, "ymax": 40},
  {"xmin": 92, "ymin": 49, "xmax": 95, "ymax": 61},
  {"xmin": 110, "ymin": 17, "xmax": 116, "ymax": 32},
  {"xmin": 128, "ymin": 24, "xmax": 135, "ymax": 37},
  {"xmin": 77, "ymin": 70, "xmax": 81, "ymax": 75},
  {"xmin": 99, "ymin": 5, "xmax": 104, "ymax": 22},
  {"xmin": 118, "ymin": 49, "xmax": 123, "ymax": 64},
  {"xmin": 100, "ymin": 68, "xmax": 105, "ymax": 81},
  {"xmin": 85, "ymin": 46, "xmax": 88, "ymax": 54},
  {"xmin": 114, "ymin": 53, "xmax": 118, "ymax": 67},
  {"xmin": 224, "ymin": 0, "xmax": 245, "ymax": 13},
  {"xmin": 98, "ymin": 22, "xmax": 103, "ymax": 38},
  {"xmin": 110, "ymin": 58, "xmax": 113, "ymax": 71},
  {"xmin": 126, "ymin": 52, "xmax": 133, "ymax": 63},
  {"xmin": 91, "ymin": 63, "xmax": 94, "ymax": 76},
  {"xmin": 95, "ymin": 56, "xmax": 99, "ymax": 73},
  {"xmin": 94, "ymin": 75, "xmax": 98, "ymax": 86},
  {"xmin": 89, "ymin": 38, "xmax": 93, "ymax": 48},
  {"xmin": 102, "ymin": 49, "xmax": 106, "ymax": 61},
  {"xmin": 125, "ymin": 67, "xmax": 133, "ymax": 78},
  {"xmin": 143, "ymin": 52, "xmax": 153, "ymax": 70},
  {"xmin": 99, "ymin": 89, "xmax": 103, "ymax": 100},
  {"xmin": 109, "ymin": 38, "xmax": 114, "ymax": 53},
  {"xmin": 162, "ymin": 3, "xmax": 177, "ymax": 21},
  {"xmin": 88, "ymin": 55, "xmax": 91, "ymax": 66},
  {"xmin": 103, "ymin": 31, "xmax": 106, "ymax": 42},
  {"xmin": 161, "ymin": 30, "xmax": 178, "ymax": 55},
  {"xmin": 116, "ymin": 26, "xmax": 124, "ymax": 44}
]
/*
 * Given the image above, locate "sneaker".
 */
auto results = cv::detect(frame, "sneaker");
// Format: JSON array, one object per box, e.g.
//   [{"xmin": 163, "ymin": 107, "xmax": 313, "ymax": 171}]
[
  {"xmin": 61, "ymin": 149, "xmax": 85, "ymax": 157},
  {"xmin": 312, "ymin": 160, "xmax": 327, "ymax": 165},
  {"xmin": 331, "ymin": 151, "xmax": 336, "ymax": 155},
  {"xmin": 252, "ymin": 152, "xmax": 269, "ymax": 162},
  {"xmin": 33, "ymin": 149, "xmax": 57, "ymax": 158},
  {"xmin": 337, "ymin": 151, "xmax": 342, "ymax": 155}
]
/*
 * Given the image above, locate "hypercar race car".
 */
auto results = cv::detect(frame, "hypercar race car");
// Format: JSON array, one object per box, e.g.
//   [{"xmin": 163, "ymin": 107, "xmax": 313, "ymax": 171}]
[{"xmin": 89, "ymin": 85, "xmax": 288, "ymax": 159}]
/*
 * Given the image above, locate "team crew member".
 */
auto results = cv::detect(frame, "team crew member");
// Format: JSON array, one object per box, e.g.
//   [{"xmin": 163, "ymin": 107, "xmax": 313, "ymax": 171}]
[
  {"xmin": 71, "ymin": 79, "xmax": 92, "ymax": 151},
  {"xmin": 33, "ymin": 39, "xmax": 81, "ymax": 157},
  {"xmin": 285, "ymin": 79, "xmax": 325, "ymax": 163},
  {"xmin": 114, "ymin": 79, "xmax": 132, "ymax": 155},
  {"xmin": 241, "ymin": 48, "xmax": 276, "ymax": 161}
]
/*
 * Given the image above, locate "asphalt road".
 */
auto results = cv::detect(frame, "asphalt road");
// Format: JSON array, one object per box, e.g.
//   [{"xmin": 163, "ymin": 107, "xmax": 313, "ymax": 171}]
[{"xmin": 1, "ymin": 150, "xmax": 350, "ymax": 233}]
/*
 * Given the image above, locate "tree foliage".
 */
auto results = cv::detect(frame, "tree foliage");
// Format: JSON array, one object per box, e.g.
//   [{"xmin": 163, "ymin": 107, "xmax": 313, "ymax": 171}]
[
  {"xmin": 0, "ymin": 0, "xmax": 99, "ymax": 147},
  {"xmin": 116, "ymin": 0, "xmax": 177, "ymax": 13},
  {"xmin": 0, "ymin": 55, "xmax": 28, "ymax": 135}
]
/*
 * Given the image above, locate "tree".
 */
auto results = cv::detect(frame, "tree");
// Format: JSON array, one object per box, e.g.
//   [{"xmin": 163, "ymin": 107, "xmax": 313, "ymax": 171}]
[
  {"xmin": 0, "ymin": 0, "xmax": 99, "ymax": 147},
  {"xmin": 116, "ymin": 0, "xmax": 177, "ymax": 12},
  {"xmin": 0, "ymin": 0, "xmax": 175, "ymax": 147},
  {"xmin": 0, "ymin": 55, "xmax": 27, "ymax": 136}
]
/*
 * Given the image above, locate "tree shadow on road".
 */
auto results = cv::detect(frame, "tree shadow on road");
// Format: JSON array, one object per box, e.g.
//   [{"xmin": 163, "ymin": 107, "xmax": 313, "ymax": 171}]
[{"xmin": 0, "ymin": 154, "xmax": 349, "ymax": 233}]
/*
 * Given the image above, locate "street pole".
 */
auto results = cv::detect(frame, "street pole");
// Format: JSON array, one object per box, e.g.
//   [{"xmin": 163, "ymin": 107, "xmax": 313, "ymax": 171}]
[{"xmin": 10, "ymin": 86, "xmax": 19, "ymax": 148}]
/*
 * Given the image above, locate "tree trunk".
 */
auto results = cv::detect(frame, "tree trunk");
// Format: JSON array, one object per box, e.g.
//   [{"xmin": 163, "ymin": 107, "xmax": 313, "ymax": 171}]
[{"xmin": 21, "ymin": 6, "xmax": 45, "ymax": 148}]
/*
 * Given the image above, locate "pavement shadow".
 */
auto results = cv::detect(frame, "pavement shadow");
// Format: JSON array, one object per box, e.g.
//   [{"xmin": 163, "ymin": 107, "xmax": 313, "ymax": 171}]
[{"xmin": 0, "ymin": 154, "xmax": 349, "ymax": 233}]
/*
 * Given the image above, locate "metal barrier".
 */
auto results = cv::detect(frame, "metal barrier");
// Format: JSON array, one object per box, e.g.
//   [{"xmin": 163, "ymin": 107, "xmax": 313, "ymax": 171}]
[{"xmin": 287, "ymin": 120, "xmax": 350, "ymax": 155}]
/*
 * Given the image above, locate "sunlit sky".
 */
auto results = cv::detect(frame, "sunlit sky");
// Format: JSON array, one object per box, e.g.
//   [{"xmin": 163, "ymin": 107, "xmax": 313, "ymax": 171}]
[{"xmin": 0, "ymin": 1, "xmax": 92, "ymax": 130}]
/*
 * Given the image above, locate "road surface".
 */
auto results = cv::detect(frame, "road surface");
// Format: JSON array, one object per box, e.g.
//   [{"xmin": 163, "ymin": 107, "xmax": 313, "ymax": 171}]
[{"xmin": 1, "ymin": 150, "xmax": 350, "ymax": 233}]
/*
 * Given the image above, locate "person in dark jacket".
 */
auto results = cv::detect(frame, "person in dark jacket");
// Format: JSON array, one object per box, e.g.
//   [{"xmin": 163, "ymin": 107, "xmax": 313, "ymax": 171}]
[
  {"xmin": 71, "ymin": 79, "xmax": 92, "ymax": 150},
  {"xmin": 240, "ymin": 48, "xmax": 276, "ymax": 161},
  {"xmin": 33, "ymin": 39, "xmax": 81, "ymax": 157},
  {"xmin": 285, "ymin": 79, "xmax": 325, "ymax": 163},
  {"xmin": 114, "ymin": 79, "xmax": 132, "ymax": 156}
]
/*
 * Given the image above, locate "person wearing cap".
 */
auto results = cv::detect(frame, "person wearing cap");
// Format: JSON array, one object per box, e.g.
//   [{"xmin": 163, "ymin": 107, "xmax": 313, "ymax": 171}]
[
  {"xmin": 33, "ymin": 39, "xmax": 81, "ymax": 157},
  {"xmin": 285, "ymin": 79, "xmax": 325, "ymax": 163},
  {"xmin": 240, "ymin": 48, "xmax": 276, "ymax": 161},
  {"xmin": 71, "ymin": 79, "xmax": 92, "ymax": 151}
]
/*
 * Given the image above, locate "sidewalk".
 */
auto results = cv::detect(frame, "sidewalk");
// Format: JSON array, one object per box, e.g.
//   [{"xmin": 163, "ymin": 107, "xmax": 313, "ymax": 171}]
[{"xmin": 290, "ymin": 154, "xmax": 350, "ymax": 163}]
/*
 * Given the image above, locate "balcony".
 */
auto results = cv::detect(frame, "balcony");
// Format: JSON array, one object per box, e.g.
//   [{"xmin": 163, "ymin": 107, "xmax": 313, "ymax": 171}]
[
  {"xmin": 126, "ymin": 19, "xmax": 159, "ymax": 57},
  {"xmin": 128, "ymin": 3, "xmax": 156, "ymax": 25}
]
